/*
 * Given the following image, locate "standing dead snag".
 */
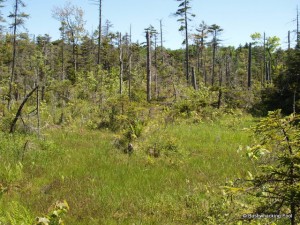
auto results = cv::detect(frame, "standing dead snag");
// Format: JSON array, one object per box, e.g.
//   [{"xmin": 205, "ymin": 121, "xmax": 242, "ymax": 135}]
[
  {"xmin": 146, "ymin": 31, "xmax": 152, "ymax": 102},
  {"xmin": 119, "ymin": 32, "xmax": 123, "ymax": 95},
  {"xmin": 7, "ymin": 0, "xmax": 29, "ymax": 110},
  {"xmin": 191, "ymin": 67, "xmax": 197, "ymax": 90},
  {"xmin": 248, "ymin": 43, "xmax": 252, "ymax": 89},
  {"xmin": 10, "ymin": 86, "xmax": 39, "ymax": 133},
  {"xmin": 174, "ymin": 0, "xmax": 195, "ymax": 85}
]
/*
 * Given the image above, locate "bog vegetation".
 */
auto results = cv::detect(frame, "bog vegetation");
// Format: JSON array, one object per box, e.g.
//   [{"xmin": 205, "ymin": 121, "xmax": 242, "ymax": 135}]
[{"xmin": 0, "ymin": 0, "xmax": 300, "ymax": 224}]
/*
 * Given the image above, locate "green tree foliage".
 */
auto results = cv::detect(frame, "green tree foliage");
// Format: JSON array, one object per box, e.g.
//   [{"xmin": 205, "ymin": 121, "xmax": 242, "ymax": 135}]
[
  {"xmin": 208, "ymin": 24, "xmax": 223, "ymax": 86},
  {"xmin": 52, "ymin": 2, "xmax": 86, "ymax": 82},
  {"xmin": 258, "ymin": 48, "xmax": 300, "ymax": 115},
  {"xmin": 1, "ymin": 2, "xmax": 300, "ymax": 224},
  {"xmin": 0, "ymin": 0, "xmax": 5, "ymax": 32},
  {"xmin": 89, "ymin": 0, "xmax": 103, "ymax": 66},
  {"xmin": 174, "ymin": 0, "xmax": 195, "ymax": 83},
  {"xmin": 241, "ymin": 110, "xmax": 300, "ymax": 225},
  {"xmin": 7, "ymin": 0, "xmax": 29, "ymax": 109},
  {"xmin": 194, "ymin": 21, "xmax": 208, "ymax": 83},
  {"xmin": 250, "ymin": 32, "xmax": 281, "ymax": 83}
]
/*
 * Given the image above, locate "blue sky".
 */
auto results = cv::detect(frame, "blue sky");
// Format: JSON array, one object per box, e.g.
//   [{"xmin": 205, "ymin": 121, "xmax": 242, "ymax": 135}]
[{"xmin": 1, "ymin": 0, "xmax": 299, "ymax": 49}]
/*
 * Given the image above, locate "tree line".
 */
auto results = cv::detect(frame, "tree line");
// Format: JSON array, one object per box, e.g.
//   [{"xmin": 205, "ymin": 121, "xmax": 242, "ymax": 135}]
[{"xmin": 0, "ymin": 0, "xmax": 299, "ymax": 118}]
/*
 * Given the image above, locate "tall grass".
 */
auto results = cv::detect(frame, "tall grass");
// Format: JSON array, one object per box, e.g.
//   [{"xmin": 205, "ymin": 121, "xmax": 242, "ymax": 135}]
[{"xmin": 0, "ymin": 113, "xmax": 254, "ymax": 224}]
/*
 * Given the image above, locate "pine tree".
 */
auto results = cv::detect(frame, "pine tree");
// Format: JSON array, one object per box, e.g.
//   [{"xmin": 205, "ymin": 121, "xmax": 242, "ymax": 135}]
[
  {"xmin": 208, "ymin": 24, "xmax": 223, "ymax": 86},
  {"xmin": 0, "ymin": 0, "xmax": 5, "ymax": 32},
  {"xmin": 243, "ymin": 111, "xmax": 300, "ymax": 225},
  {"xmin": 7, "ymin": 0, "xmax": 29, "ymax": 110},
  {"xmin": 89, "ymin": 0, "xmax": 103, "ymax": 66},
  {"xmin": 174, "ymin": 0, "xmax": 195, "ymax": 84}
]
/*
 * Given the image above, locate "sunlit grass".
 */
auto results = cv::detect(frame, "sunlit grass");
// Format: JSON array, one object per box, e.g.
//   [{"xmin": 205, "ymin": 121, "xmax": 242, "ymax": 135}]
[{"xmin": 1, "ymin": 113, "xmax": 255, "ymax": 224}]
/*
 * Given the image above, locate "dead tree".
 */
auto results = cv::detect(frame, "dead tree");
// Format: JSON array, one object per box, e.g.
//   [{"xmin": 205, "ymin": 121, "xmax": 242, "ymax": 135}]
[
  {"xmin": 10, "ymin": 86, "xmax": 38, "ymax": 133},
  {"xmin": 119, "ymin": 32, "xmax": 123, "ymax": 95},
  {"xmin": 146, "ymin": 31, "xmax": 152, "ymax": 102},
  {"xmin": 89, "ymin": 0, "xmax": 103, "ymax": 65},
  {"xmin": 7, "ymin": 0, "xmax": 29, "ymax": 110},
  {"xmin": 128, "ymin": 25, "xmax": 132, "ymax": 100},
  {"xmin": 191, "ymin": 67, "xmax": 197, "ymax": 90},
  {"xmin": 159, "ymin": 19, "xmax": 164, "ymax": 64},
  {"xmin": 248, "ymin": 43, "xmax": 252, "ymax": 89}
]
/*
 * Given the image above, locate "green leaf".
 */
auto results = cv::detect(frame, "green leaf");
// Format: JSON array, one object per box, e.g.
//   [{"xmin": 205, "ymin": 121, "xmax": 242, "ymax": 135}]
[{"xmin": 247, "ymin": 171, "xmax": 253, "ymax": 180}]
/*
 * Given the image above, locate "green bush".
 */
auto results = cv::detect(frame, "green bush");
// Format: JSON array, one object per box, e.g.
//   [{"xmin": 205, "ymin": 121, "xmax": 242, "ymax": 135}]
[
  {"xmin": 225, "ymin": 110, "xmax": 300, "ymax": 224},
  {"xmin": 146, "ymin": 134, "xmax": 181, "ymax": 158}
]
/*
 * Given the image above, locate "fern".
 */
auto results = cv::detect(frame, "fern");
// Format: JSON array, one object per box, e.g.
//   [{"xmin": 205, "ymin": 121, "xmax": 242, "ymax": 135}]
[
  {"xmin": 0, "ymin": 162, "xmax": 23, "ymax": 186},
  {"xmin": 0, "ymin": 201, "xmax": 33, "ymax": 225}
]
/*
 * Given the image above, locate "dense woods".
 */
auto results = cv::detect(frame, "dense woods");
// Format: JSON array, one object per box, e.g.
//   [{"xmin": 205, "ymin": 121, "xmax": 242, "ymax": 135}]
[{"xmin": 0, "ymin": 0, "xmax": 300, "ymax": 224}]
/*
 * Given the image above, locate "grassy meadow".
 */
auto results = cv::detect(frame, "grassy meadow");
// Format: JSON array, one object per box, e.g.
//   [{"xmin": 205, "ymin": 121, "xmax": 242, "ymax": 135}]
[{"xmin": 0, "ymin": 110, "xmax": 257, "ymax": 224}]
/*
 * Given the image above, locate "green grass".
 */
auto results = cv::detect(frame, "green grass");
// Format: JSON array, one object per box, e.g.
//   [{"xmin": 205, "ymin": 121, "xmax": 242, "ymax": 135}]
[{"xmin": 0, "ymin": 113, "xmax": 255, "ymax": 224}]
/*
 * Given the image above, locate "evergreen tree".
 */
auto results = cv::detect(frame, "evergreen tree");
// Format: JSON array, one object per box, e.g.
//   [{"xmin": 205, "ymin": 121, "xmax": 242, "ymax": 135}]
[
  {"xmin": 208, "ymin": 24, "xmax": 223, "ymax": 86},
  {"xmin": 0, "ymin": 0, "xmax": 5, "ymax": 33},
  {"xmin": 195, "ymin": 21, "xmax": 208, "ymax": 85},
  {"xmin": 242, "ymin": 111, "xmax": 300, "ymax": 225},
  {"xmin": 7, "ymin": 0, "xmax": 29, "ymax": 110},
  {"xmin": 174, "ymin": 0, "xmax": 195, "ymax": 84},
  {"xmin": 89, "ymin": 0, "xmax": 103, "ymax": 66}
]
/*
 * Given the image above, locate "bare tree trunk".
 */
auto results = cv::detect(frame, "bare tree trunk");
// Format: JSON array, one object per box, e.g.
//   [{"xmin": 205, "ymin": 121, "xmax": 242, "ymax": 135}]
[
  {"xmin": 36, "ymin": 86, "xmax": 40, "ymax": 137},
  {"xmin": 293, "ymin": 90, "xmax": 296, "ymax": 114},
  {"xmin": 35, "ymin": 68, "xmax": 40, "ymax": 138},
  {"xmin": 146, "ymin": 31, "xmax": 151, "ymax": 102},
  {"xmin": 196, "ymin": 41, "xmax": 200, "ymax": 74},
  {"xmin": 154, "ymin": 34, "xmax": 158, "ymax": 99},
  {"xmin": 97, "ymin": 0, "xmax": 102, "ymax": 65},
  {"xmin": 8, "ymin": 0, "xmax": 19, "ymax": 110},
  {"xmin": 200, "ymin": 30, "xmax": 204, "ymax": 69},
  {"xmin": 184, "ymin": 0, "xmax": 189, "ymax": 84},
  {"xmin": 263, "ymin": 32, "xmax": 266, "ymax": 84},
  {"xmin": 203, "ymin": 52, "xmax": 207, "ymax": 86},
  {"xmin": 191, "ymin": 67, "xmax": 197, "ymax": 90},
  {"xmin": 268, "ymin": 61, "xmax": 271, "ymax": 82},
  {"xmin": 61, "ymin": 42, "xmax": 65, "ymax": 80},
  {"xmin": 211, "ymin": 43, "xmax": 216, "ymax": 86},
  {"xmin": 248, "ymin": 43, "xmax": 252, "ymax": 89},
  {"xmin": 60, "ymin": 23, "xmax": 66, "ymax": 81},
  {"xmin": 288, "ymin": 30, "xmax": 291, "ymax": 50},
  {"xmin": 265, "ymin": 61, "xmax": 271, "ymax": 83},
  {"xmin": 60, "ymin": 23, "xmax": 66, "ymax": 123},
  {"xmin": 160, "ymin": 19, "xmax": 164, "ymax": 64},
  {"xmin": 128, "ymin": 25, "xmax": 132, "ymax": 100},
  {"xmin": 217, "ymin": 70, "xmax": 223, "ymax": 109},
  {"xmin": 265, "ymin": 62, "xmax": 268, "ymax": 82},
  {"xmin": 72, "ymin": 36, "xmax": 77, "ymax": 79},
  {"xmin": 297, "ymin": 6, "xmax": 299, "ymax": 48},
  {"xmin": 225, "ymin": 55, "xmax": 230, "ymax": 86},
  {"xmin": 119, "ymin": 33, "xmax": 123, "ymax": 95},
  {"xmin": 10, "ymin": 86, "xmax": 38, "ymax": 133}
]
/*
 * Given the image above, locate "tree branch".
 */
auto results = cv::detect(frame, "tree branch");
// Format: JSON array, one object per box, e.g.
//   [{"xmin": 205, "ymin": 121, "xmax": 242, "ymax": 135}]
[{"xmin": 10, "ymin": 86, "xmax": 38, "ymax": 133}]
